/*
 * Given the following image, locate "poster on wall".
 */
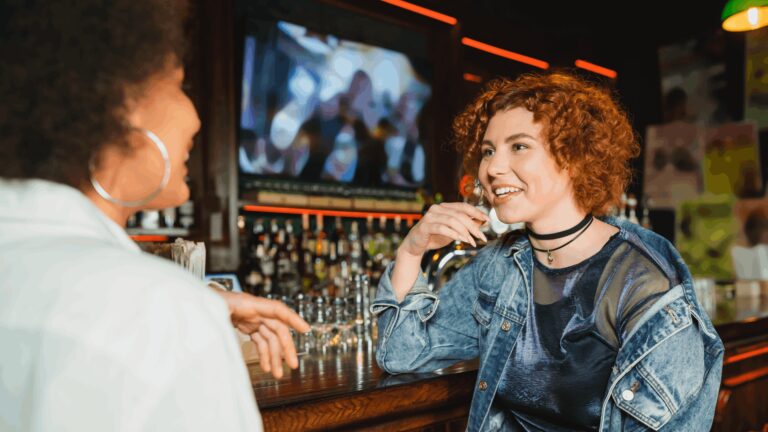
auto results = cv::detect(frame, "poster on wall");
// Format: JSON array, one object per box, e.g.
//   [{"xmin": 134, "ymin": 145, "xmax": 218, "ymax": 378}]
[
  {"xmin": 676, "ymin": 196, "xmax": 736, "ymax": 279},
  {"xmin": 732, "ymin": 198, "xmax": 768, "ymax": 279},
  {"xmin": 658, "ymin": 38, "xmax": 731, "ymax": 125},
  {"xmin": 643, "ymin": 122, "xmax": 704, "ymax": 209},
  {"xmin": 745, "ymin": 26, "xmax": 768, "ymax": 130},
  {"xmin": 703, "ymin": 122, "xmax": 762, "ymax": 198}
]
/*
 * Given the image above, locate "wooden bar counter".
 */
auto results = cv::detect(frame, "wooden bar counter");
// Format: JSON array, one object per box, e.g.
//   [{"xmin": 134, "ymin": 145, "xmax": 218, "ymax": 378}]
[
  {"xmin": 249, "ymin": 338, "xmax": 477, "ymax": 431},
  {"xmin": 250, "ymin": 296, "xmax": 768, "ymax": 432}
]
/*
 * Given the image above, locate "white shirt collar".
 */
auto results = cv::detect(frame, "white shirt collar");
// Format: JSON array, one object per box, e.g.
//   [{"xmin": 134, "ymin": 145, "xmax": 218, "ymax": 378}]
[{"xmin": 0, "ymin": 178, "xmax": 140, "ymax": 253}]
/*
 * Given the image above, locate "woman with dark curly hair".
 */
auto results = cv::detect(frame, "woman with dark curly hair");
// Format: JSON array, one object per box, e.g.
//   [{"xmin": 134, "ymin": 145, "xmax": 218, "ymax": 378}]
[
  {"xmin": 0, "ymin": 1, "xmax": 308, "ymax": 430},
  {"xmin": 372, "ymin": 72, "xmax": 723, "ymax": 431}
]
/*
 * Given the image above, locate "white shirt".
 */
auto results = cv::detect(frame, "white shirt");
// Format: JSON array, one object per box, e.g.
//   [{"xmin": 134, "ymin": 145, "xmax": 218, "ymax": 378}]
[{"xmin": 0, "ymin": 180, "xmax": 263, "ymax": 432}]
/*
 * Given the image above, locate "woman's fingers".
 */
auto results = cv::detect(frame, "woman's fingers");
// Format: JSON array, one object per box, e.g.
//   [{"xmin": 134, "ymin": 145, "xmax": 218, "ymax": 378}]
[
  {"xmin": 425, "ymin": 222, "xmax": 467, "ymax": 245},
  {"xmin": 440, "ymin": 202, "xmax": 491, "ymax": 223},
  {"xmin": 425, "ymin": 210, "xmax": 481, "ymax": 246},
  {"xmin": 252, "ymin": 332, "xmax": 271, "ymax": 374},
  {"xmin": 436, "ymin": 212, "xmax": 488, "ymax": 244},
  {"xmin": 261, "ymin": 318, "xmax": 299, "ymax": 369},
  {"xmin": 402, "ymin": 201, "xmax": 491, "ymax": 255},
  {"xmin": 259, "ymin": 325, "xmax": 285, "ymax": 379},
  {"xmin": 247, "ymin": 297, "xmax": 311, "ymax": 334}
]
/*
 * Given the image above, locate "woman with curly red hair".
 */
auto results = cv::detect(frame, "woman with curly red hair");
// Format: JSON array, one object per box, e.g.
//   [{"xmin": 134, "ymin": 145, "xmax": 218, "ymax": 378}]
[{"xmin": 373, "ymin": 71, "xmax": 722, "ymax": 431}]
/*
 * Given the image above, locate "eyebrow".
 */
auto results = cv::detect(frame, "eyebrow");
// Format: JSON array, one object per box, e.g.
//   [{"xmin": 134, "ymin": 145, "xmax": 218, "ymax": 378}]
[{"xmin": 481, "ymin": 133, "xmax": 537, "ymax": 146}]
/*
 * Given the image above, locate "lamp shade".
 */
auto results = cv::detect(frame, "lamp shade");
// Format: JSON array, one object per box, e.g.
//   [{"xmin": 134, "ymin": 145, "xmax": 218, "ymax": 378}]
[{"xmin": 722, "ymin": 0, "xmax": 768, "ymax": 31}]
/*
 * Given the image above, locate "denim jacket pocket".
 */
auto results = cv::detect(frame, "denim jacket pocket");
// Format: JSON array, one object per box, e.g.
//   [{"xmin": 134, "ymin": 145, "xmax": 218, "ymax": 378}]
[
  {"xmin": 612, "ymin": 364, "xmax": 672, "ymax": 430},
  {"xmin": 471, "ymin": 290, "xmax": 497, "ymax": 328},
  {"xmin": 612, "ymin": 299, "xmax": 706, "ymax": 431}
]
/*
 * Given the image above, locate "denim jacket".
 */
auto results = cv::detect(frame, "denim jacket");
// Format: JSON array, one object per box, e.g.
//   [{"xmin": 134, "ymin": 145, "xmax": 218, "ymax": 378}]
[{"xmin": 372, "ymin": 217, "xmax": 723, "ymax": 431}]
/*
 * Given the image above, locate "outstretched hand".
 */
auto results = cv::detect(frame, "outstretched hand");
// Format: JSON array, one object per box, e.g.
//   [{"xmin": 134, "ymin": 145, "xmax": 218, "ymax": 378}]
[{"xmin": 216, "ymin": 290, "xmax": 311, "ymax": 379}]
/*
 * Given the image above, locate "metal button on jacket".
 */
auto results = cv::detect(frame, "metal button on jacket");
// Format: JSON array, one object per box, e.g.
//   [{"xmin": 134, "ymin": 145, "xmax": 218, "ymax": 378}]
[
  {"xmin": 621, "ymin": 389, "xmax": 635, "ymax": 401},
  {"xmin": 501, "ymin": 321, "xmax": 511, "ymax": 331},
  {"xmin": 478, "ymin": 380, "xmax": 488, "ymax": 391}
]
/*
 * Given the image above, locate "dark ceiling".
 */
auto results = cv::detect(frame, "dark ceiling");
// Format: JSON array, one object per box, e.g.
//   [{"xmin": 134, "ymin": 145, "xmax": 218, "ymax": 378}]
[{"xmin": 407, "ymin": 1, "xmax": 726, "ymax": 44}]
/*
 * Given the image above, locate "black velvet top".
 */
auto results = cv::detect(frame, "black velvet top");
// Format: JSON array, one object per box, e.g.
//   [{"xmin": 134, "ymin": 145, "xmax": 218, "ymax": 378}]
[{"xmin": 495, "ymin": 234, "xmax": 670, "ymax": 431}]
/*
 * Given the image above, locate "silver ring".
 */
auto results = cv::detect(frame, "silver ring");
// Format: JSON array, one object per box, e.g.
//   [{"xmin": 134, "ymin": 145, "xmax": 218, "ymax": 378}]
[{"xmin": 90, "ymin": 128, "xmax": 171, "ymax": 208}]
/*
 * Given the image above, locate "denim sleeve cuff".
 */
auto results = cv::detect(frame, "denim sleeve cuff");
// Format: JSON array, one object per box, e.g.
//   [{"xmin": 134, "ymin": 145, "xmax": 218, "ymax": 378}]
[{"xmin": 370, "ymin": 261, "xmax": 439, "ymax": 323}]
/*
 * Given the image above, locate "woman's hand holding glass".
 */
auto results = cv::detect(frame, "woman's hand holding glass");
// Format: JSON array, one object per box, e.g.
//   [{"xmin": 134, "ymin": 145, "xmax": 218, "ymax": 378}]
[
  {"xmin": 400, "ymin": 202, "xmax": 489, "ymax": 255},
  {"xmin": 392, "ymin": 203, "xmax": 489, "ymax": 301}
]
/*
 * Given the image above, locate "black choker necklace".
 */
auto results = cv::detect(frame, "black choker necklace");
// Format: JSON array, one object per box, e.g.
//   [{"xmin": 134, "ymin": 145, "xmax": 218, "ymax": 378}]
[
  {"xmin": 527, "ymin": 214, "xmax": 593, "ymax": 240},
  {"xmin": 528, "ymin": 215, "xmax": 594, "ymax": 264}
]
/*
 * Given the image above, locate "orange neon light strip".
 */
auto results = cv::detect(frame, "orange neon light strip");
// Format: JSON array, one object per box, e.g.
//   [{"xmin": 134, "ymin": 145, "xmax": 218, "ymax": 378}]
[
  {"xmin": 130, "ymin": 235, "xmax": 169, "ymax": 242},
  {"xmin": 575, "ymin": 59, "xmax": 617, "ymax": 79},
  {"xmin": 463, "ymin": 72, "xmax": 482, "ymax": 83},
  {"xmin": 242, "ymin": 205, "xmax": 423, "ymax": 223},
  {"xmin": 724, "ymin": 345, "xmax": 768, "ymax": 365},
  {"xmin": 462, "ymin": 37, "xmax": 549, "ymax": 69},
  {"xmin": 723, "ymin": 366, "xmax": 768, "ymax": 388},
  {"xmin": 380, "ymin": 0, "xmax": 457, "ymax": 25}
]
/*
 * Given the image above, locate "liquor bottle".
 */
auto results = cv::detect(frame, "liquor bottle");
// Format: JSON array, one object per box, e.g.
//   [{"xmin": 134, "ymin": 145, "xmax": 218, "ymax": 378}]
[
  {"xmin": 617, "ymin": 193, "xmax": 628, "ymax": 221},
  {"xmin": 362, "ymin": 215, "xmax": 376, "ymax": 261},
  {"xmin": 284, "ymin": 219, "xmax": 301, "ymax": 295},
  {"xmin": 285, "ymin": 219, "xmax": 299, "ymax": 253},
  {"xmin": 372, "ymin": 216, "xmax": 390, "ymax": 281},
  {"xmin": 313, "ymin": 247, "xmax": 328, "ymax": 296},
  {"xmin": 288, "ymin": 248, "xmax": 301, "ymax": 296},
  {"xmin": 333, "ymin": 216, "xmax": 350, "ymax": 263},
  {"xmin": 275, "ymin": 224, "xmax": 294, "ymax": 296},
  {"xmin": 375, "ymin": 215, "xmax": 391, "ymax": 258},
  {"xmin": 641, "ymin": 196, "xmax": 652, "ymax": 230},
  {"xmin": 251, "ymin": 218, "xmax": 266, "ymax": 245},
  {"xmin": 161, "ymin": 207, "xmax": 177, "ymax": 229},
  {"xmin": 315, "ymin": 214, "xmax": 328, "ymax": 259},
  {"xmin": 391, "ymin": 215, "xmax": 403, "ymax": 251},
  {"xmin": 348, "ymin": 221, "xmax": 364, "ymax": 275},
  {"xmin": 243, "ymin": 244, "xmax": 266, "ymax": 295},
  {"xmin": 269, "ymin": 218, "xmax": 280, "ymax": 246},
  {"xmin": 301, "ymin": 249, "xmax": 316, "ymax": 293},
  {"xmin": 301, "ymin": 213, "xmax": 315, "ymax": 254},
  {"xmin": 260, "ymin": 243, "xmax": 276, "ymax": 295},
  {"xmin": 327, "ymin": 242, "xmax": 340, "ymax": 297},
  {"xmin": 626, "ymin": 194, "xmax": 639, "ymax": 225}
]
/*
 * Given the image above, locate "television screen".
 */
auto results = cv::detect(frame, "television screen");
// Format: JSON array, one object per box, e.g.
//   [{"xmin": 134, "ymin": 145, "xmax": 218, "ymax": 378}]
[{"xmin": 238, "ymin": 21, "xmax": 431, "ymax": 189}]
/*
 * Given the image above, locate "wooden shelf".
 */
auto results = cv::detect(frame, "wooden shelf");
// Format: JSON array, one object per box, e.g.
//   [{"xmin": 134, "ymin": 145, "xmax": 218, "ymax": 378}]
[
  {"xmin": 242, "ymin": 191, "xmax": 424, "ymax": 213},
  {"xmin": 127, "ymin": 227, "xmax": 190, "ymax": 242},
  {"xmin": 240, "ymin": 204, "xmax": 423, "ymax": 222}
]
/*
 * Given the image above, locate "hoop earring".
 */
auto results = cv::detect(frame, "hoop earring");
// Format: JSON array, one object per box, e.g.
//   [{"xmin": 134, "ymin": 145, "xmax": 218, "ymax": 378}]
[{"xmin": 90, "ymin": 128, "xmax": 171, "ymax": 208}]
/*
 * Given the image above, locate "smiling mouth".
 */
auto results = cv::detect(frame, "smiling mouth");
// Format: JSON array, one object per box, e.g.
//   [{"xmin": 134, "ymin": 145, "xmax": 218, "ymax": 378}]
[
  {"xmin": 493, "ymin": 186, "xmax": 522, "ymax": 197},
  {"xmin": 488, "ymin": 185, "xmax": 523, "ymax": 205}
]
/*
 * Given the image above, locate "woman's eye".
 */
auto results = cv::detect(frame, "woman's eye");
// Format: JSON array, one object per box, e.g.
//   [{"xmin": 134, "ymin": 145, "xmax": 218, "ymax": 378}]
[
  {"xmin": 511, "ymin": 143, "xmax": 527, "ymax": 151},
  {"xmin": 481, "ymin": 148, "xmax": 494, "ymax": 158}
]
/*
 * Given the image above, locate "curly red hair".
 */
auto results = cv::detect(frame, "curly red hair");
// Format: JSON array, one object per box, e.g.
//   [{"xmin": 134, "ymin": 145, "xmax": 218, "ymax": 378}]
[{"xmin": 452, "ymin": 71, "xmax": 640, "ymax": 215}]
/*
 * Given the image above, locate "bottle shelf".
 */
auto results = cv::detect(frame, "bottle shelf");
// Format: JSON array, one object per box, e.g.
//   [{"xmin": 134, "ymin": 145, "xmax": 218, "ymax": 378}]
[
  {"xmin": 240, "ymin": 203, "xmax": 423, "ymax": 223},
  {"xmin": 127, "ymin": 227, "xmax": 190, "ymax": 242}
]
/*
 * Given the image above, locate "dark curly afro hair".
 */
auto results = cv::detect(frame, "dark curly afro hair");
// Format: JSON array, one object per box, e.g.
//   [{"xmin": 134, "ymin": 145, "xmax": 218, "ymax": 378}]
[
  {"xmin": 0, "ymin": 0, "xmax": 188, "ymax": 188},
  {"xmin": 452, "ymin": 71, "xmax": 640, "ymax": 215}
]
